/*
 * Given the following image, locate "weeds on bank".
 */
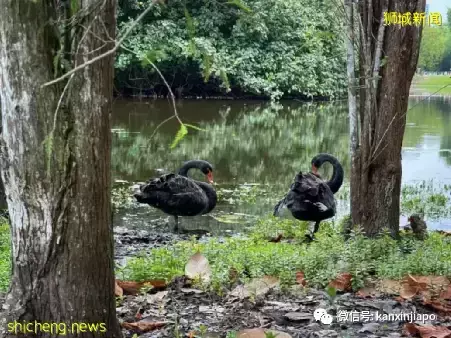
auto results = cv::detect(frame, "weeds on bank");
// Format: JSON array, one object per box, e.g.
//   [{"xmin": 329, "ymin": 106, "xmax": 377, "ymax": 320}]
[
  {"xmin": 119, "ymin": 216, "xmax": 451, "ymax": 293},
  {"xmin": 401, "ymin": 180, "xmax": 451, "ymax": 218},
  {"xmin": 0, "ymin": 220, "xmax": 10, "ymax": 292}
]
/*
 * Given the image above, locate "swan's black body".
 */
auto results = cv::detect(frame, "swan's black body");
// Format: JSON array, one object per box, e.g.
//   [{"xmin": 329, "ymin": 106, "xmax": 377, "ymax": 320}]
[
  {"xmin": 134, "ymin": 160, "xmax": 217, "ymax": 231},
  {"xmin": 274, "ymin": 153, "xmax": 344, "ymax": 239}
]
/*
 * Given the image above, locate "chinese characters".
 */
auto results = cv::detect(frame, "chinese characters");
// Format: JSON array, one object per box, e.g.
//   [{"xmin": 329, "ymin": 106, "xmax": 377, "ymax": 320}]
[{"xmin": 383, "ymin": 12, "xmax": 442, "ymax": 26}]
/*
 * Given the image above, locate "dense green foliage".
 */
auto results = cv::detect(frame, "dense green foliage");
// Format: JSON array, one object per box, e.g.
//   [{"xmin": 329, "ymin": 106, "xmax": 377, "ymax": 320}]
[
  {"xmin": 116, "ymin": 0, "xmax": 347, "ymax": 99},
  {"xmin": 418, "ymin": 26, "xmax": 451, "ymax": 71},
  {"xmin": 119, "ymin": 216, "xmax": 451, "ymax": 293}
]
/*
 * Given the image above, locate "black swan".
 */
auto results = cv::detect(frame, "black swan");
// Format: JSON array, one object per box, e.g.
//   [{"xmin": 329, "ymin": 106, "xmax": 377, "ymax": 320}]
[
  {"xmin": 273, "ymin": 153, "xmax": 344, "ymax": 240},
  {"xmin": 133, "ymin": 160, "xmax": 217, "ymax": 231}
]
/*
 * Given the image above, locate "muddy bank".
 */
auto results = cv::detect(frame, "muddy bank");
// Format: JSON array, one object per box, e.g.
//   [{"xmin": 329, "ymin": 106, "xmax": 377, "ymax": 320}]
[
  {"xmin": 114, "ymin": 218, "xmax": 218, "ymax": 266},
  {"xmin": 117, "ymin": 279, "xmax": 449, "ymax": 338}
]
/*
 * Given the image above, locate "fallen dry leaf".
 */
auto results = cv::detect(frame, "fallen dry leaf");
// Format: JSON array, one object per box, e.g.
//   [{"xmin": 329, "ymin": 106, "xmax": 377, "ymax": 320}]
[
  {"xmin": 404, "ymin": 323, "xmax": 451, "ymax": 338},
  {"xmin": 355, "ymin": 287, "xmax": 380, "ymax": 298},
  {"xmin": 400, "ymin": 275, "xmax": 450, "ymax": 303},
  {"xmin": 328, "ymin": 272, "xmax": 352, "ymax": 292},
  {"xmin": 400, "ymin": 282, "xmax": 420, "ymax": 300},
  {"xmin": 121, "ymin": 321, "xmax": 166, "ymax": 333},
  {"xmin": 295, "ymin": 271, "xmax": 307, "ymax": 286},
  {"xmin": 116, "ymin": 281, "xmax": 142, "ymax": 295},
  {"xmin": 116, "ymin": 280, "xmax": 168, "ymax": 295},
  {"xmin": 185, "ymin": 252, "xmax": 212, "ymax": 283},
  {"xmin": 143, "ymin": 279, "xmax": 167, "ymax": 289},
  {"xmin": 229, "ymin": 276, "xmax": 280, "ymax": 299},
  {"xmin": 146, "ymin": 290, "xmax": 169, "ymax": 304},
  {"xmin": 115, "ymin": 281, "xmax": 123, "ymax": 297},
  {"xmin": 377, "ymin": 279, "xmax": 403, "ymax": 294},
  {"xmin": 237, "ymin": 328, "xmax": 292, "ymax": 338},
  {"xmin": 422, "ymin": 284, "xmax": 451, "ymax": 314}
]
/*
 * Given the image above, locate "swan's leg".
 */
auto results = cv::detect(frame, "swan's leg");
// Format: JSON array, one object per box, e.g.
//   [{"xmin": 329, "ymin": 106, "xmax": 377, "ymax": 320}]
[
  {"xmin": 173, "ymin": 216, "xmax": 179, "ymax": 232},
  {"xmin": 305, "ymin": 221, "xmax": 321, "ymax": 242},
  {"xmin": 313, "ymin": 220, "xmax": 321, "ymax": 234}
]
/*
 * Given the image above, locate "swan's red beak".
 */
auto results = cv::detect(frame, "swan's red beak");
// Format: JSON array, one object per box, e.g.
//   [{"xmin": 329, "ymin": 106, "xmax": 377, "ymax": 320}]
[
  {"xmin": 311, "ymin": 164, "xmax": 318, "ymax": 175},
  {"xmin": 207, "ymin": 171, "xmax": 214, "ymax": 184}
]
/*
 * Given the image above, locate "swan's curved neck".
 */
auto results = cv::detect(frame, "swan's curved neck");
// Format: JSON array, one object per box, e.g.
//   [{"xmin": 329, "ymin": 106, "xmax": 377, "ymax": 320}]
[
  {"xmin": 311, "ymin": 153, "xmax": 344, "ymax": 194},
  {"xmin": 178, "ymin": 161, "xmax": 200, "ymax": 177},
  {"xmin": 197, "ymin": 181, "xmax": 217, "ymax": 213}
]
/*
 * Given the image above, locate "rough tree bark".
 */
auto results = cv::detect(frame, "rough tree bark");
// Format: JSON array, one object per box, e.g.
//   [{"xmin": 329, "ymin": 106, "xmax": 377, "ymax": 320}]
[
  {"xmin": 0, "ymin": 1, "xmax": 122, "ymax": 337},
  {"xmin": 350, "ymin": 0, "xmax": 425, "ymax": 237}
]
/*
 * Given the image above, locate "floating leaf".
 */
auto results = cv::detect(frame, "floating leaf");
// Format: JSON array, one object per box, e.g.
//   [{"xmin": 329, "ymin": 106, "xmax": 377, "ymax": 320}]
[{"xmin": 170, "ymin": 124, "xmax": 188, "ymax": 149}]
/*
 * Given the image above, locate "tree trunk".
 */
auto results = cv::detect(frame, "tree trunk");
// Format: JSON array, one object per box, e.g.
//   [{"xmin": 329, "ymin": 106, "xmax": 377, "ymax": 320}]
[
  {"xmin": 350, "ymin": 0, "xmax": 425, "ymax": 237},
  {"xmin": 0, "ymin": 1, "xmax": 122, "ymax": 337},
  {"xmin": 345, "ymin": 0, "xmax": 358, "ymax": 237}
]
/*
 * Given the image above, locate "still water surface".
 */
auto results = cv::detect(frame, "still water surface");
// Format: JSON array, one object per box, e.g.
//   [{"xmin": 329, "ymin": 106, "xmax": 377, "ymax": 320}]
[{"xmin": 112, "ymin": 97, "xmax": 451, "ymax": 232}]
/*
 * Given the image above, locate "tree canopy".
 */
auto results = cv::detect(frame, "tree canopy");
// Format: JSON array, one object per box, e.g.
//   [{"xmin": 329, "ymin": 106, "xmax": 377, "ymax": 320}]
[
  {"xmin": 418, "ymin": 25, "xmax": 451, "ymax": 72},
  {"xmin": 116, "ymin": 0, "xmax": 347, "ymax": 99}
]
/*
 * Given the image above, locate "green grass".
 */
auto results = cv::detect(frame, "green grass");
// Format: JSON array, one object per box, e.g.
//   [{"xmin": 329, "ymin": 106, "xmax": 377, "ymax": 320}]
[
  {"xmin": 1, "ymin": 182, "xmax": 451, "ymax": 295},
  {"xmin": 119, "ymin": 217, "xmax": 451, "ymax": 293},
  {"xmin": 0, "ymin": 220, "xmax": 11, "ymax": 292},
  {"xmin": 412, "ymin": 75, "xmax": 451, "ymax": 95}
]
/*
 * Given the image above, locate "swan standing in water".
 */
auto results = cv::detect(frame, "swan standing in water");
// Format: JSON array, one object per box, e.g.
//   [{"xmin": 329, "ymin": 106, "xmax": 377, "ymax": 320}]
[
  {"xmin": 274, "ymin": 153, "xmax": 344, "ymax": 240},
  {"xmin": 134, "ymin": 160, "xmax": 217, "ymax": 231}
]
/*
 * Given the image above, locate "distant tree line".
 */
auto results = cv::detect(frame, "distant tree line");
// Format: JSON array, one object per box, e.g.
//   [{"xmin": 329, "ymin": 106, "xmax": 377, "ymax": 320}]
[
  {"xmin": 115, "ymin": 0, "xmax": 347, "ymax": 100},
  {"xmin": 417, "ymin": 9, "xmax": 451, "ymax": 72}
]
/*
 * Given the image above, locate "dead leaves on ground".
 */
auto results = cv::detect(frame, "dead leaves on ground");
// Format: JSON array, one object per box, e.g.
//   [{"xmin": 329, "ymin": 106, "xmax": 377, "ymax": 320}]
[
  {"xmin": 328, "ymin": 272, "xmax": 352, "ymax": 292},
  {"xmin": 237, "ymin": 328, "xmax": 292, "ymax": 338},
  {"xmin": 295, "ymin": 271, "xmax": 306, "ymax": 286},
  {"xmin": 115, "ymin": 279, "xmax": 167, "ymax": 296},
  {"xmin": 121, "ymin": 320, "xmax": 167, "ymax": 333},
  {"xmin": 404, "ymin": 323, "xmax": 451, "ymax": 338},
  {"xmin": 357, "ymin": 275, "xmax": 451, "ymax": 315},
  {"xmin": 229, "ymin": 275, "xmax": 280, "ymax": 299}
]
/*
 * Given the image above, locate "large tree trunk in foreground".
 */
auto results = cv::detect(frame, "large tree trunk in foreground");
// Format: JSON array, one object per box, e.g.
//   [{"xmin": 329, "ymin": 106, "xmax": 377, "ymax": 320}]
[
  {"xmin": 350, "ymin": 0, "xmax": 425, "ymax": 237},
  {"xmin": 0, "ymin": 1, "xmax": 121, "ymax": 337}
]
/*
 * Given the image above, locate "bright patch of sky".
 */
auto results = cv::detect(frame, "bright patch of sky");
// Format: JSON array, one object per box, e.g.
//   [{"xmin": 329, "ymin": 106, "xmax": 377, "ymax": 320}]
[{"xmin": 427, "ymin": 0, "xmax": 449, "ymax": 22}]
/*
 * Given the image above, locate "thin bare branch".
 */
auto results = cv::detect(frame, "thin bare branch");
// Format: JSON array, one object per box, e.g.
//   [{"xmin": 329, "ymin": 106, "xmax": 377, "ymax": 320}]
[
  {"xmin": 41, "ymin": 1, "xmax": 159, "ymax": 88},
  {"xmin": 372, "ymin": 0, "xmax": 387, "ymax": 91}
]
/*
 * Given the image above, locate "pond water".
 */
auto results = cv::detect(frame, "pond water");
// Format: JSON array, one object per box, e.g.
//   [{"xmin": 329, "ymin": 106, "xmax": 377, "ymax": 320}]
[{"xmin": 111, "ymin": 97, "xmax": 451, "ymax": 233}]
